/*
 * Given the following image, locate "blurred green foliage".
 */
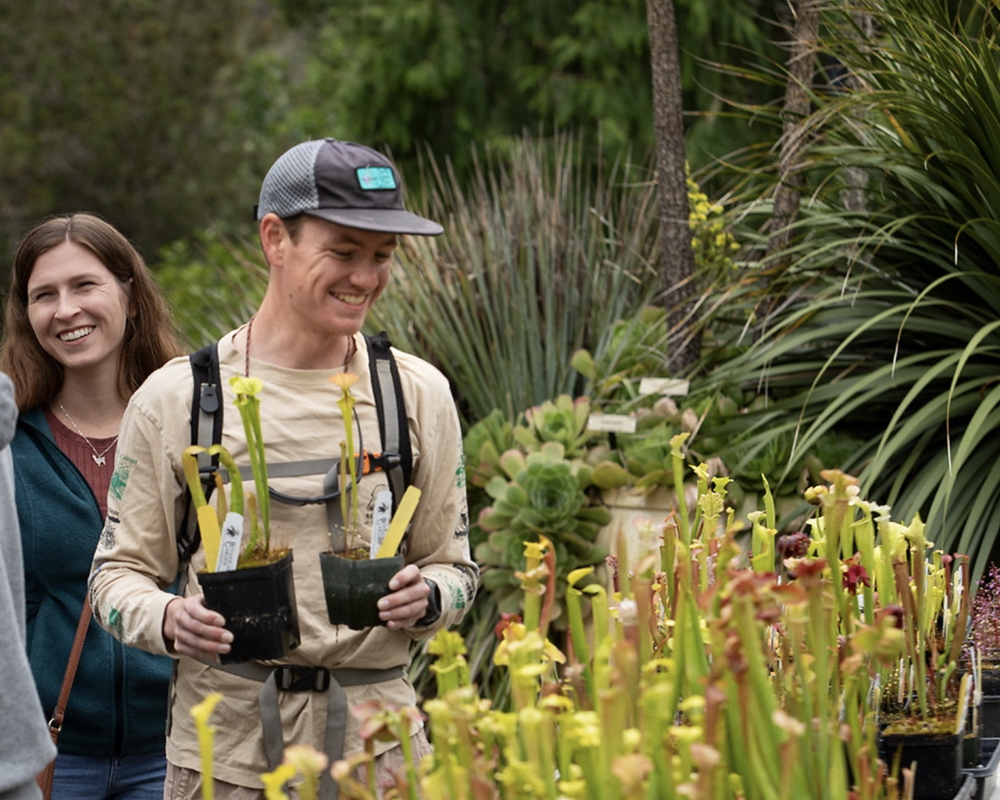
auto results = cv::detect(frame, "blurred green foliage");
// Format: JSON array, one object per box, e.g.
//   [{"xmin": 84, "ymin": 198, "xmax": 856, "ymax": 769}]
[
  {"xmin": 0, "ymin": 0, "xmax": 286, "ymax": 259},
  {"xmin": 154, "ymin": 231, "xmax": 267, "ymax": 351},
  {"xmin": 0, "ymin": 0, "xmax": 787, "ymax": 275}
]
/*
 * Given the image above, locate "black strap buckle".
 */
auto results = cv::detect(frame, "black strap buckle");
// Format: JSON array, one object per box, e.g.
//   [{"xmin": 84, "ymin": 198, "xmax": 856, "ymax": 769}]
[
  {"xmin": 274, "ymin": 665, "xmax": 331, "ymax": 693},
  {"xmin": 366, "ymin": 451, "xmax": 402, "ymax": 473}
]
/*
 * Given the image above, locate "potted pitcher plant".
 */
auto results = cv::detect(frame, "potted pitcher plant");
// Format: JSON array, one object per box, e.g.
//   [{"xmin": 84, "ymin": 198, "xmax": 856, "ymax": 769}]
[
  {"xmin": 184, "ymin": 376, "xmax": 300, "ymax": 663},
  {"xmin": 318, "ymin": 372, "xmax": 416, "ymax": 630}
]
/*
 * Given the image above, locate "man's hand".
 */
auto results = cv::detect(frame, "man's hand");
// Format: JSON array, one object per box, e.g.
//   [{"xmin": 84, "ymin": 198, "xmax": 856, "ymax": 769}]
[
  {"xmin": 163, "ymin": 595, "xmax": 233, "ymax": 659},
  {"xmin": 378, "ymin": 564, "xmax": 431, "ymax": 630}
]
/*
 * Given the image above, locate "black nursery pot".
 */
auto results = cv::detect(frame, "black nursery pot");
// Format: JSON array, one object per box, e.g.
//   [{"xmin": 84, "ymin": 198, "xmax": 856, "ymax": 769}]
[
  {"xmin": 964, "ymin": 737, "xmax": 1000, "ymax": 800},
  {"xmin": 980, "ymin": 668, "xmax": 1000, "ymax": 696},
  {"xmin": 199, "ymin": 552, "xmax": 300, "ymax": 664},
  {"xmin": 982, "ymin": 695, "xmax": 1000, "ymax": 738},
  {"xmin": 319, "ymin": 553, "xmax": 404, "ymax": 630},
  {"xmin": 963, "ymin": 729, "xmax": 981, "ymax": 769},
  {"xmin": 879, "ymin": 730, "xmax": 962, "ymax": 800}
]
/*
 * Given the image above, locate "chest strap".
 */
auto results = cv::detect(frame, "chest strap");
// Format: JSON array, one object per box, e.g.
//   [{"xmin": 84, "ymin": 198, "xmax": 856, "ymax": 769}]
[{"xmin": 208, "ymin": 661, "xmax": 403, "ymax": 800}]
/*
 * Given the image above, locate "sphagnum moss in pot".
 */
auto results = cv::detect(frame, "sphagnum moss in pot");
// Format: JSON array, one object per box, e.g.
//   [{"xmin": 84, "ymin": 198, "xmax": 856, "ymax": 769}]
[
  {"xmin": 186, "ymin": 376, "xmax": 300, "ymax": 664},
  {"xmin": 318, "ymin": 372, "xmax": 412, "ymax": 631}
]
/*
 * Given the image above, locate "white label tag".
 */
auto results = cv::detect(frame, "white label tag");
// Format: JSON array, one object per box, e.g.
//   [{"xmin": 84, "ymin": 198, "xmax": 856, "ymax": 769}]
[
  {"xmin": 215, "ymin": 512, "xmax": 244, "ymax": 572},
  {"xmin": 639, "ymin": 378, "xmax": 689, "ymax": 397},
  {"xmin": 587, "ymin": 414, "xmax": 637, "ymax": 433},
  {"xmin": 369, "ymin": 490, "xmax": 393, "ymax": 558}
]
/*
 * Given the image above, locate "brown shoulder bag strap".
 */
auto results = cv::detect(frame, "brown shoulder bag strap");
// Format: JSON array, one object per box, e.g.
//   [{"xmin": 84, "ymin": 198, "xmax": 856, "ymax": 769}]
[{"xmin": 36, "ymin": 593, "xmax": 91, "ymax": 800}]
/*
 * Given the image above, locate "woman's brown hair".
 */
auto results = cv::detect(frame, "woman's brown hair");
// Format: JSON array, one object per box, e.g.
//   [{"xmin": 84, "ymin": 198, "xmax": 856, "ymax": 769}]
[{"xmin": 0, "ymin": 213, "xmax": 184, "ymax": 411}]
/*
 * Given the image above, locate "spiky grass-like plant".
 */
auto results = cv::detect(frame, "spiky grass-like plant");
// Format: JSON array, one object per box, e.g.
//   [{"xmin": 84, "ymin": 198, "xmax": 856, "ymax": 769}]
[{"xmin": 369, "ymin": 132, "xmax": 664, "ymax": 425}]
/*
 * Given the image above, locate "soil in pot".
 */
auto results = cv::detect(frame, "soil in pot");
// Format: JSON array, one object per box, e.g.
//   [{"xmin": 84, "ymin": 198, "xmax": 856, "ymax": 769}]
[
  {"xmin": 319, "ymin": 552, "xmax": 405, "ymax": 630},
  {"xmin": 199, "ymin": 551, "xmax": 300, "ymax": 664}
]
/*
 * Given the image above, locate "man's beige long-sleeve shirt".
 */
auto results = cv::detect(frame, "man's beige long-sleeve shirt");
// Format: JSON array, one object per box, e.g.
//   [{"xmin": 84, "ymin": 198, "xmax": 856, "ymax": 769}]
[{"xmin": 90, "ymin": 330, "xmax": 478, "ymax": 788}]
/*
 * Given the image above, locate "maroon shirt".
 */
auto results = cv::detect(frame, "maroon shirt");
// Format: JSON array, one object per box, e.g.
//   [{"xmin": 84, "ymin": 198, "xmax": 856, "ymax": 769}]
[{"xmin": 44, "ymin": 406, "xmax": 116, "ymax": 519}]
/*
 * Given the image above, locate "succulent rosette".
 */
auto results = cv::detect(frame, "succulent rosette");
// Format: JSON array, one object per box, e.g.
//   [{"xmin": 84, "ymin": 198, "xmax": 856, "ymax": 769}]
[{"xmin": 475, "ymin": 442, "xmax": 609, "ymax": 622}]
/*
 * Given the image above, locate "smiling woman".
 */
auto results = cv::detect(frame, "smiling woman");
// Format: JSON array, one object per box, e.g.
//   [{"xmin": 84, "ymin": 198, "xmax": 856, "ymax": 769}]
[
  {"xmin": 25, "ymin": 242, "xmax": 133, "ymax": 423},
  {"xmin": 0, "ymin": 212, "xmax": 183, "ymax": 800}
]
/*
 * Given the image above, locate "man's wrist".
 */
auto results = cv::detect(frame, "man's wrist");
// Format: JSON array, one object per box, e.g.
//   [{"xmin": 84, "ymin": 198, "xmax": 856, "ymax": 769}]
[
  {"xmin": 162, "ymin": 597, "xmax": 181, "ymax": 654},
  {"xmin": 415, "ymin": 579, "xmax": 441, "ymax": 627}
]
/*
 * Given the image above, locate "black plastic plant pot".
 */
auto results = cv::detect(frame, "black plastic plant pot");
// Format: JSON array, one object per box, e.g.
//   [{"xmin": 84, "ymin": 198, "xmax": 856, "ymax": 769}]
[
  {"xmin": 981, "ymin": 668, "xmax": 1000, "ymax": 696},
  {"xmin": 964, "ymin": 737, "xmax": 1000, "ymax": 800},
  {"xmin": 962, "ymin": 730, "xmax": 981, "ymax": 769},
  {"xmin": 879, "ymin": 731, "xmax": 962, "ymax": 800},
  {"xmin": 199, "ymin": 552, "xmax": 300, "ymax": 664},
  {"xmin": 319, "ymin": 553, "xmax": 404, "ymax": 630},
  {"xmin": 982, "ymin": 695, "xmax": 1000, "ymax": 738}
]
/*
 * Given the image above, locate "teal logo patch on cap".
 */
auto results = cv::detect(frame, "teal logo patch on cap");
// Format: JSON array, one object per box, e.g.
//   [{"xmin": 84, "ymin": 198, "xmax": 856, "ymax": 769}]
[{"xmin": 356, "ymin": 167, "xmax": 397, "ymax": 191}]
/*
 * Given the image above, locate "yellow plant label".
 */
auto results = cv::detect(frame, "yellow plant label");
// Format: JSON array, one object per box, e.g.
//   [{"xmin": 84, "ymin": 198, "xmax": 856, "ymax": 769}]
[
  {"xmin": 376, "ymin": 486, "xmax": 422, "ymax": 559},
  {"xmin": 198, "ymin": 505, "xmax": 222, "ymax": 572}
]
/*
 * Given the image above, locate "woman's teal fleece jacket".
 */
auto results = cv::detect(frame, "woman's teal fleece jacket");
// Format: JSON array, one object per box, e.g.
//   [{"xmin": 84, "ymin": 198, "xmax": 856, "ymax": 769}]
[{"xmin": 13, "ymin": 406, "xmax": 172, "ymax": 757}]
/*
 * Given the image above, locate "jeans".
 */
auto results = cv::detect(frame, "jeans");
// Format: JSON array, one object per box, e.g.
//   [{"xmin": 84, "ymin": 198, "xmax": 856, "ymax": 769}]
[{"xmin": 51, "ymin": 752, "xmax": 167, "ymax": 800}]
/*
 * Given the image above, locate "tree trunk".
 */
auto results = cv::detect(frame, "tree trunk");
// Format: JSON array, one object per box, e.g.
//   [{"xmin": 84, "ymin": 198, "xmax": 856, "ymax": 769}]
[
  {"xmin": 840, "ymin": 10, "xmax": 874, "ymax": 215},
  {"xmin": 646, "ymin": 0, "xmax": 699, "ymax": 374},
  {"xmin": 767, "ymin": 0, "xmax": 821, "ymax": 271}
]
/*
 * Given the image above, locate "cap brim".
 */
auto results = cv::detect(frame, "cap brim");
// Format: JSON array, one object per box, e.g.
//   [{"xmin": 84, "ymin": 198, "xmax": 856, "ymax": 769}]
[{"xmin": 304, "ymin": 208, "xmax": 443, "ymax": 236}]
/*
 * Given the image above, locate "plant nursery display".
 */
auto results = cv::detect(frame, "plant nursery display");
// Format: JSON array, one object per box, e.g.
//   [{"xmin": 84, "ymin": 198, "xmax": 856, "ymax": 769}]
[
  {"xmin": 464, "ymin": 301, "xmax": 866, "ymax": 622},
  {"xmin": 194, "ymin": 457, "xmax": 997, "ymax": 799}
]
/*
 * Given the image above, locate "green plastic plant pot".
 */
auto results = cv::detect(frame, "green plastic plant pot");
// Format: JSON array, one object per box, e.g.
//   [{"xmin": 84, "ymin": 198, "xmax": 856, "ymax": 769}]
[
  {"xmin": 199, "ymin": 551, "xmax": 300, "ymax": 664},
  {"xmin": 319, "ymin": 552, "xmax": 404, "ymax": 630}
]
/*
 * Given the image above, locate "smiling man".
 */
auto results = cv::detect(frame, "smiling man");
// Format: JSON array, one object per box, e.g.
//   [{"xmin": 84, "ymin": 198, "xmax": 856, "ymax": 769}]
[{"xmin": 89, "ymin": 139, "xmax": 479, "ymax": 800}]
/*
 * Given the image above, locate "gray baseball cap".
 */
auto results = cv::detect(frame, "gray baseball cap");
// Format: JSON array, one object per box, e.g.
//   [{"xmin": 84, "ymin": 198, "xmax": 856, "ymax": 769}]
[{"xmin": 255, "ymin": 138, "xmax": 443, "ymax": 236}]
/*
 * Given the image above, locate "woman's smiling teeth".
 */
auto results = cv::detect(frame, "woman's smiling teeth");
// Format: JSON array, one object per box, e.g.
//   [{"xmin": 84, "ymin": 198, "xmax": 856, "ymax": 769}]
[
  {"xmin": 334, "ymin": 292, "xmax": 366, "ymax": 306},
  {"xmin": 59, "ymin": 326, "xmax": 94, "ymax": 342}
]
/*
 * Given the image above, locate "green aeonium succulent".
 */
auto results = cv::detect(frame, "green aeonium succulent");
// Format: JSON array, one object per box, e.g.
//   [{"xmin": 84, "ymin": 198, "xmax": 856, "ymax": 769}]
[
  {"xmin": 513, "ymin": 395, "xmax": 596, "ymax": 459},
  {"xmin": 475, "ymin": 442, "xmax": 610, "ymax": 623}
]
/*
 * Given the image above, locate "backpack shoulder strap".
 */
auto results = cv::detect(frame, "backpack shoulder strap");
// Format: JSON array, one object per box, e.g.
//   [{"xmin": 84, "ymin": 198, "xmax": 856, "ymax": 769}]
[
  {"xmin": 177, "ymin": 342, "xmax": 222, "ymax": 565},
  {"xmin": 364, "ymin": 331, "xmax": 412, "ymax": 512},
  {"xmin": 190, "ymin": 343, "xmax": 222, "ymax": 459}
]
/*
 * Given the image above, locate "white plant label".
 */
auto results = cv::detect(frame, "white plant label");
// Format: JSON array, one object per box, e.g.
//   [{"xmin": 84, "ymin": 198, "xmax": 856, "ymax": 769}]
[
  {"xmin": 215, "ymin": 512, "xmax": 244, "ymax": 572},
  {"xmin": 369, "ymin": 490, "xmax": 393, "ymax": 558},
  {"xmin": 587, "ymin": 414, "xmax": 637, "ymax": 433},
  {"xmin": 639, "ymin": 378, "xmax": 690, "ymax": 397}
]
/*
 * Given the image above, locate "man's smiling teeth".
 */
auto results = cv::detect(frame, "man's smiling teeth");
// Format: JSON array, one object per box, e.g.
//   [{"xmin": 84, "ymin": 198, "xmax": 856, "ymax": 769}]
[
  {"xmin": 59, "ymin": 327, "xmax": 93, "ymax": 342},
  {"xmin": 334, "ymin": 293, "xmax": 365, "ymax": 306}
]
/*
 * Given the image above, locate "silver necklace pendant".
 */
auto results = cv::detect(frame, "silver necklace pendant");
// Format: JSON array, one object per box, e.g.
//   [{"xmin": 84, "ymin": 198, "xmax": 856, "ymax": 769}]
[{"xmin": 57, "ymin": 402, "xmax": 118, "ymax": 467}]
